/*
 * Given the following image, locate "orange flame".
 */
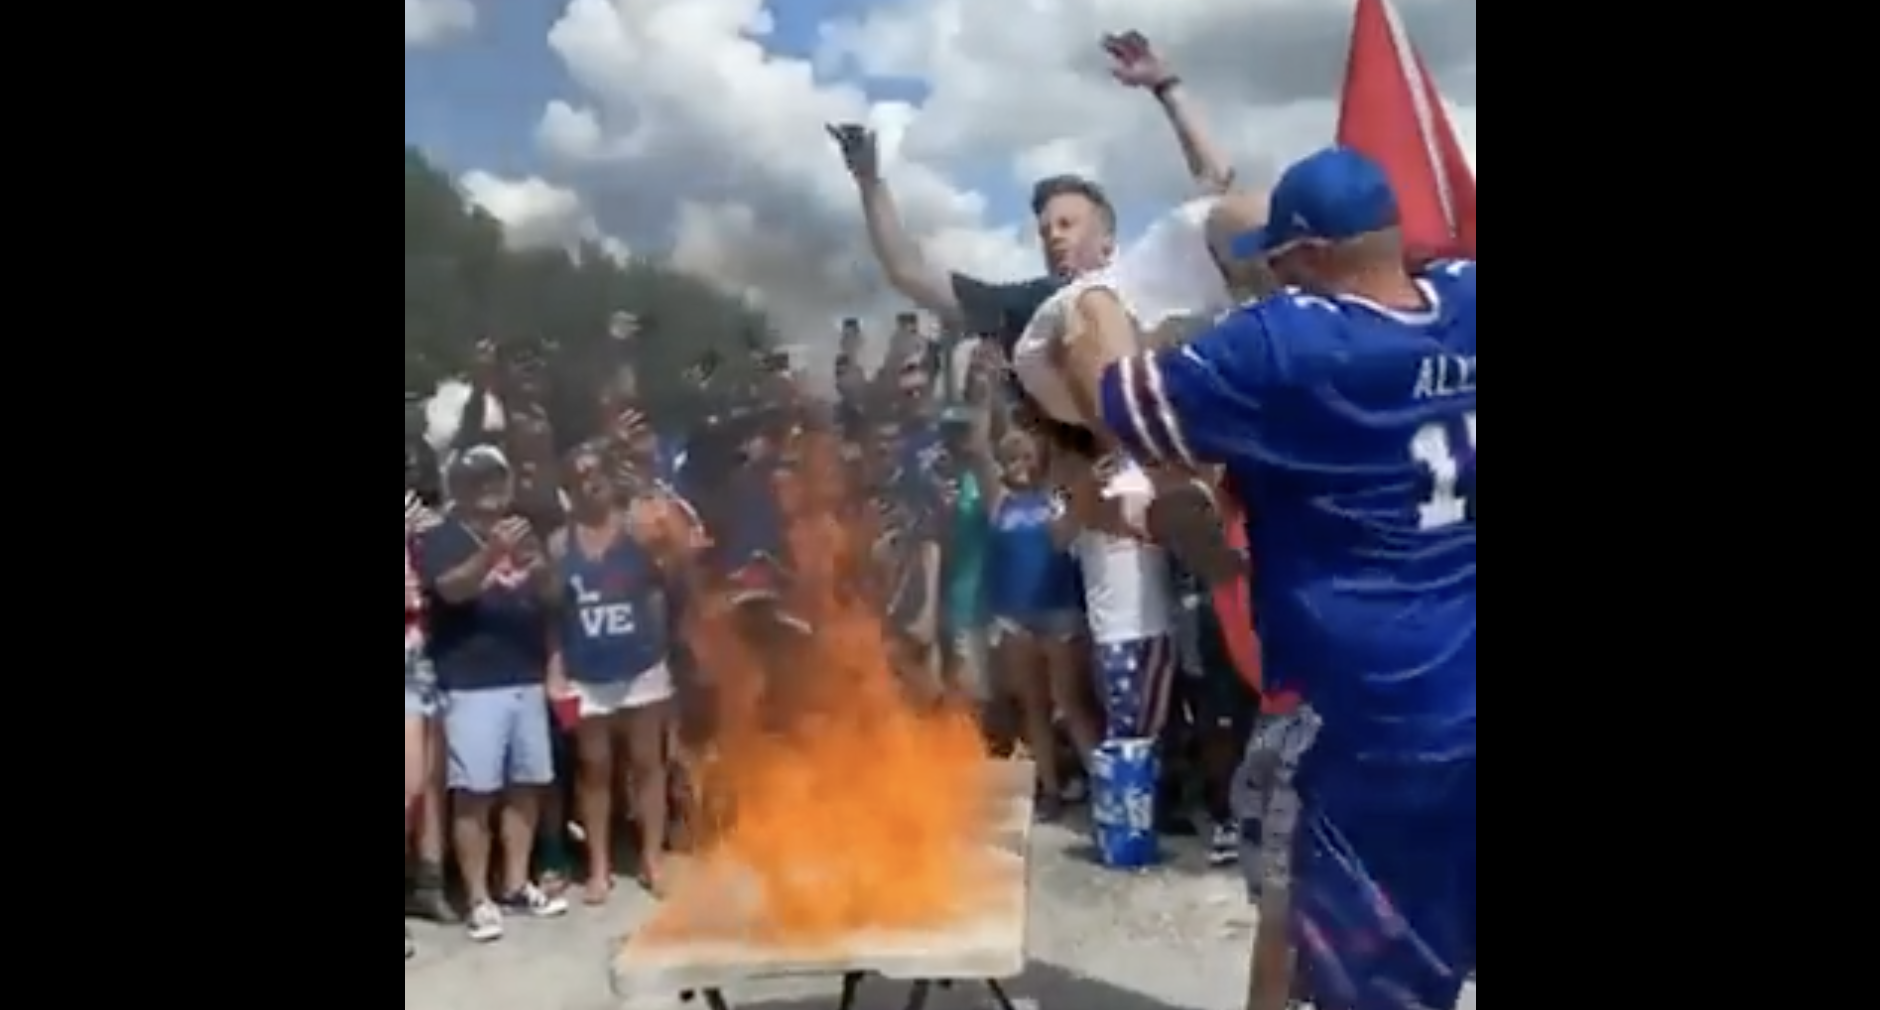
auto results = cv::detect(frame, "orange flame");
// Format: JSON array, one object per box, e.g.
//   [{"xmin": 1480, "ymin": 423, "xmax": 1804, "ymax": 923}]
[{"xmin": 645, "ymin": 429, "xmax": 997, "ymax": 948}]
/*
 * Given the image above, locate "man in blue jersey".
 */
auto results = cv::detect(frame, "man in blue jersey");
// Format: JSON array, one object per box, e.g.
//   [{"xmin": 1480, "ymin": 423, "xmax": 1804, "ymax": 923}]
[{"xmin": 1049, "ymin": 147, "xmax": 1476, "ymax": 1010}]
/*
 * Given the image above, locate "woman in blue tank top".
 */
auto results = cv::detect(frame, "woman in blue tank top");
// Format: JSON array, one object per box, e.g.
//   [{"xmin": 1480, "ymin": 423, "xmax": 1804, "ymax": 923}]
[
  {"xmin": 973, "ymin": 424, "xmax": 1100, "ymax": 819},
  {"xmin": 547, "ymin": 443, "xmax": 678, "ymax": 901}
]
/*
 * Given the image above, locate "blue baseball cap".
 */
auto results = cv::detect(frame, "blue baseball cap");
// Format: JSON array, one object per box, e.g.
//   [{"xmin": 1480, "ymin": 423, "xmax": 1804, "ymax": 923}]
[{"xmin": 1229, "ymin": 147, "xmax": 1401, "ymax": 260}]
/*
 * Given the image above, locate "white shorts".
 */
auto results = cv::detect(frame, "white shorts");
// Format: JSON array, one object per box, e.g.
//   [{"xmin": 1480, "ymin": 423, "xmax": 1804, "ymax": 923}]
[{"xmin": 573, "ymin": 663, "xmax": 676, "ymax": 719}]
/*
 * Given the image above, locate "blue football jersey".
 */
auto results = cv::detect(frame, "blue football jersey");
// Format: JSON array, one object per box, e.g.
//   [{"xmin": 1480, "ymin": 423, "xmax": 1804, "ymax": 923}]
[{"xmin": 1098, "ymin": 261, "xmax": 1477, "ymax": 763}]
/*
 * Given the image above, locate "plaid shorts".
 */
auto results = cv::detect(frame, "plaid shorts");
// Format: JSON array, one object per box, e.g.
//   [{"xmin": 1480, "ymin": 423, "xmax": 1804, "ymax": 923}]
[{"xmin": 1231, "ymin": 706, "xmax": 1320, "ymax": 898}]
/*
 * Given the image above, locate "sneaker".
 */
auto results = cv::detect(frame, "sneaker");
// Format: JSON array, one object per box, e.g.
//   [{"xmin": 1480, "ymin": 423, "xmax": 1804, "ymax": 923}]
[
  {"xmin": 1060, "ymin": 778, "xmax": 1088, "ymax": 804},
  {"xmin": 466, "ymin": 900, "xmax": 505, "ymax": 943},
  {"xmin": 1208, "ymin": 821, "xmax": 1240, "ymax": 866},
  {"xmin": 498, "ymin": 882, "xmax": 569, "ymax": 919}
]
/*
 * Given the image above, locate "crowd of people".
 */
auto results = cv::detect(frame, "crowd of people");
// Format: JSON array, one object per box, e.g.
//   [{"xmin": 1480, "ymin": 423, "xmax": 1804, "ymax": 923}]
[
  {"xmin": 401, "ymin": 304, "xmax": 1281, "ymax": 945},
  {"xmin": 405, "ymin": 26, "xmax": 1474, "ymax": 1010}
]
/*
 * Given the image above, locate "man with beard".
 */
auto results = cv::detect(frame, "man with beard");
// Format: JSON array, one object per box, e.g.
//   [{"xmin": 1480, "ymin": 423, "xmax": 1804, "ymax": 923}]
[{"xmin": 417, "ymin": 446, "xmax": 570, "ymax": 941}]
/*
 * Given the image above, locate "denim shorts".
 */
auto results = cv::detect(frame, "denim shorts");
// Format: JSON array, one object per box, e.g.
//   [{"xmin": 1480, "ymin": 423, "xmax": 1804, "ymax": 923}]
[
  {"xmin": 441, "ymin": 684, "xmax": 557, "ymax": 794},
  {"xmin": 990, "ymin": 610, "xmax": 1082, "ymax": 642},
  {"xmin": 404, "ymin": 654, "xmax": 437, "ymax": 719}
]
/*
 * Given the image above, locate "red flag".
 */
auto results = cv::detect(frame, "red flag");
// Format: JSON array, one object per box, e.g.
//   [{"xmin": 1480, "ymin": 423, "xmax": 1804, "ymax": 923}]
[
  {"xmin": 1209, "ymin": 496, "xmax": 1261, "ymax": 696},
  {"xmin": 1336, "ymin": 0, "xmax": 1476, "ymax": 260}
]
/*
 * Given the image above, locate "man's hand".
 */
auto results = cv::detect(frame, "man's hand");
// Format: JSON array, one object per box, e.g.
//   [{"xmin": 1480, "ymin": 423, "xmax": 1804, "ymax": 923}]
[
  {"xmin": 1145, "ymin": 481, "xmax": 1242, "ymax": 585},
  {"xmin": 405, "ymin": 491, "xmax": 441, "ymax": 536},
  {"xmin": 966, "ymin": 341, "xmax": 1005, "ymax": 404},
  {"xmin": 1102, "ymin": 31, "xmax": 1175, "ymax": 89},
  {"xmin": 907, "ymin": 609, "xmax": 937, "ymax": 648},
  {"xmin": 608, "ymin": 311, "xmax": 640, "ymax": 343},
  {"xmin": 826, "ymin": 123, "xmax": 880, "ymax": 183},
  {"xmin": 610, "ymin": 407, "xmax": 650, "ymax": 445},
  {"xmin": 491, "ymin": 516, "xmax": 532, "ymax": 554},
  {"xmin": 546, "ymin": 654, "xmax": 573, "ymax": 702}
]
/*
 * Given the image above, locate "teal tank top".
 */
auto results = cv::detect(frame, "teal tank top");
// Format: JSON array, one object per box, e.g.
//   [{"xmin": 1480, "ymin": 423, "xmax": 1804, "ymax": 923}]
[{"xmin": 943, "ymin": 472, "xmax": 990, "ymax": 632}]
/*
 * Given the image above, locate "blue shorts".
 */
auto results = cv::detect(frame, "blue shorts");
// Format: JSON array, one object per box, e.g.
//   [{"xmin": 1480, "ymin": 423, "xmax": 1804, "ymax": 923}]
[
  {"xmin": 1292, "ymin": 757, "xmax": 1476, "ymax": 1010},
  {"xmin": 441, "ymin": 684, "xmax": 557, "ymax": 794}
]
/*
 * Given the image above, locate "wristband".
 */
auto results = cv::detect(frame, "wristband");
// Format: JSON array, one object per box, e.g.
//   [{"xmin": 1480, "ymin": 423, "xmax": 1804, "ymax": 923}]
[{"xmin": 1151, "ymin": 77, "xmax": 1183, "ymax": 99}]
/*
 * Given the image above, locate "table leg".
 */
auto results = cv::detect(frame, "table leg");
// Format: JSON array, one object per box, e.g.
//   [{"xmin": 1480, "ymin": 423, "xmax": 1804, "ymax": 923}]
[
  {"xmin": 982, "ymin": 979, "xmax": 1021, "ymax": 1010},
  {"xmin": 835, "ymin": 971, "xmax": 865, "ymax": 1010},
  {"xmin": 900, "ymin": 980, "xmax": 935, "ymax": 1010}
]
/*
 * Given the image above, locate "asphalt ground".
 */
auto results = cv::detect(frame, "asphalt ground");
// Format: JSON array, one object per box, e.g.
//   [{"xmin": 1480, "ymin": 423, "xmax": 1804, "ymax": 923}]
[{"xmin": 404, "ymin": 820, "xmax": 1477, "ymax": 1010}]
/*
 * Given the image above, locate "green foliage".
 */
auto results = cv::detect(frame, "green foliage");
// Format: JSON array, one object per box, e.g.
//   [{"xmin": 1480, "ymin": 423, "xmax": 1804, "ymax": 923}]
[{"xmin": 403, "ymin": 147, "xmax": 772, "ymax": 429}]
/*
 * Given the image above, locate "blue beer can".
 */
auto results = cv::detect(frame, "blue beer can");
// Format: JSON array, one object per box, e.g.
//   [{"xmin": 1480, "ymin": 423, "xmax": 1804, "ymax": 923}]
[{"xmin": 1089, "ymin": 738, "xmax": 1160, "ymax": 869}]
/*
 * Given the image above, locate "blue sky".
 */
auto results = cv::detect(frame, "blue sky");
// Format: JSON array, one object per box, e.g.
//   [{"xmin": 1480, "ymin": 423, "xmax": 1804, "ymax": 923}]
[
  {"xmin": 404, "ymin": 0, "xmax": 575, "ymax": 176},
  {"xmin": 404, "ymin": 0, "xmax": 944, "ymax": 188}
]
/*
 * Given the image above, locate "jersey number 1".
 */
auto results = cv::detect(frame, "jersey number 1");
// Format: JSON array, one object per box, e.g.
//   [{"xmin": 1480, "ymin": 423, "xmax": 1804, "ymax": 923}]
[{"xmin": 1411, "ymin": 412, "xmax": 1476, "ymax": 530}]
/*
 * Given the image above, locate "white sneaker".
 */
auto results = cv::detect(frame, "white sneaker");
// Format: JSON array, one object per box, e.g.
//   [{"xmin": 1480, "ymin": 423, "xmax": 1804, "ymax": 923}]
[
  {"xmin": 499, "ymin": 882, "xmax": 569, "ymax": 919},
  {"xmin": 466, "ymin": 901, "xmax": 505, "ymax": 943}
]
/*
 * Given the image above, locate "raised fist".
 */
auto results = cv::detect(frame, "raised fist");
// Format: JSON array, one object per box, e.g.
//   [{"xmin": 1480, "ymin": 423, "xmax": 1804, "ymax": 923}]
[{"xmin": 825, "ymin": 123, "xmax": 881, "ymax": 182}]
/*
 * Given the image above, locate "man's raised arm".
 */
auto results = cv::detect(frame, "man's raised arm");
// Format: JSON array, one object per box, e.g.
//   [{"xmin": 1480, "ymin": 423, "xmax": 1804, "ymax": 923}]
[
  {"xmin": 828, "ymin": 123, "xmax": 962, "ymax": 318},
  {"xmin": 1102, "ymin": 31, "xmax": 1236, "ymax": 196},
  {"xmin": 829, "ymin": 123, "xmax": 1059, "ymax": 342}
]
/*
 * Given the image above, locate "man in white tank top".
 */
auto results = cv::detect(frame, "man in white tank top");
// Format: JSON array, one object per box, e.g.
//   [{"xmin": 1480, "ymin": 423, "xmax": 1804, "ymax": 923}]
[{"xmin": 1059, "ymin": 454, "xmax": 1178, "ymax": 741}]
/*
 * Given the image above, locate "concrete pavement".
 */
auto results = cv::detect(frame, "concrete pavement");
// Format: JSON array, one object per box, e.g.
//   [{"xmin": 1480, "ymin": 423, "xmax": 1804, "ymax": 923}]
[{"xmin": 404, "ymin": 823, "xmax": 1476, "ymax": 1010}]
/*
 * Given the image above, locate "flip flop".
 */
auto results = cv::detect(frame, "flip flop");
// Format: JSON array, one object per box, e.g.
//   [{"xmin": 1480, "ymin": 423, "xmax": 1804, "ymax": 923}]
[
  {"xmin": 583, "ymin": 876, "xmax": 613, "ymax": 906},
  {"xmin": 636, "ymin": 865, "xmax": 667, "ymax": 899}
]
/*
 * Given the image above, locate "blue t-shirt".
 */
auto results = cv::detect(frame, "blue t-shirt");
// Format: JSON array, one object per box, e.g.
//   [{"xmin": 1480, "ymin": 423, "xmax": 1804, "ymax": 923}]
[
  {"xmin": 417, "ymin": 518, "xmax": 550, "ymax": 692},
  {"xmin": 1100, "ymin": 262, "xmax": 1477, "ymax": 765}
]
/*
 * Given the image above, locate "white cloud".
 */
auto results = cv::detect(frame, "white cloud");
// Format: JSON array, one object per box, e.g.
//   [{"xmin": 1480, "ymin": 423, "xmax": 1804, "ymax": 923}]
[
  {"xmin": 459, "ymin": 171, "xmax": 631, "ymax": 262},
  {"xmin": 520, "ymin": 0, "xmax": 1473, "ymax": 341},
  {"xmin": 405, "ymin": 0, "xmax": 477, "ymax": 47}
]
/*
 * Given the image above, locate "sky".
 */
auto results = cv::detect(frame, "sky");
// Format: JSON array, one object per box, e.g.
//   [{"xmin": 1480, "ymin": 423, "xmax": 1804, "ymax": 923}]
[{"xmin": 404, "ymin": 0, "xmax": 1476, "ymax": 344}]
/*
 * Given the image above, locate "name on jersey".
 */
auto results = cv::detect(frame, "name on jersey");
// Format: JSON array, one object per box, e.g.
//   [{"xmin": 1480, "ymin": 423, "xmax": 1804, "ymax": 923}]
[{"xmin": 1413, "ymin": 354, "xmax": 1475, "ymax": 400}]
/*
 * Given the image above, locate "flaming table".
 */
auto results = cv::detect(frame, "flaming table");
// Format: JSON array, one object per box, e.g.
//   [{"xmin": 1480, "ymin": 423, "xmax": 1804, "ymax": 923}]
[{"xmin": 610, "ymin": 760, "xmax": 1038, "ymax": 1010}]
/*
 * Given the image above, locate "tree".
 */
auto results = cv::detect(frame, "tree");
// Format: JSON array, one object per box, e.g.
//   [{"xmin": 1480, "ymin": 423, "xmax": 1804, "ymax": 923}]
[{"xmin": 403, "ymin": 147, "xmax": 773, "ymax": 435}]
